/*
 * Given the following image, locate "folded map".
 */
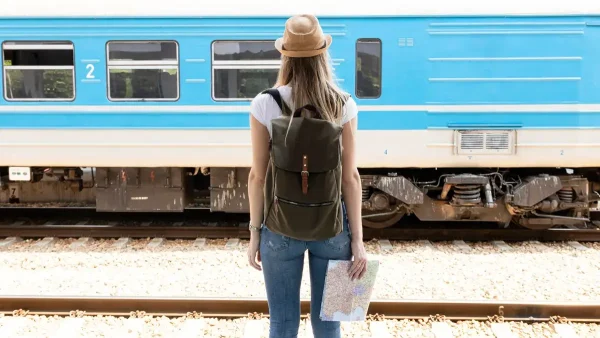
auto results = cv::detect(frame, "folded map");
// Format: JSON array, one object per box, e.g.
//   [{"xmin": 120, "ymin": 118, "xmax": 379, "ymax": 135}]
[{"xmin": 319, "ymin": 259, "xmax": 379, "ymax": 321}]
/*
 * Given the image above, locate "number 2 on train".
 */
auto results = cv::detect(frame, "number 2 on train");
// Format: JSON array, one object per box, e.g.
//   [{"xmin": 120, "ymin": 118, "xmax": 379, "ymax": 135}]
[{"xmin": 86, "ymin": 64, "xmax": 95, "ymax": 79}]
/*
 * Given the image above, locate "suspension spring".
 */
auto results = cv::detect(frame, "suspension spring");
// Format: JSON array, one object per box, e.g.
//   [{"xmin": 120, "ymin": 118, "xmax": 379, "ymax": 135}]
[
  {"xmin": 362, "ymin": 187, "xmax": 371, "ymax": 202},
  {"xmin": 558, "ymin": 188, "xmax": 574, "ymax": 202},
  {"xmin": 452, "ymin": 184, "xmax": 482, "ymax": 205}
]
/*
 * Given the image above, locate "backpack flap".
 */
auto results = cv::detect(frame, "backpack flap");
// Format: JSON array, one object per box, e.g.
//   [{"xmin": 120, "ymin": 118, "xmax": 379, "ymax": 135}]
[
  {"xmin": 269, "ymin": 114, "xmax": 342, "ymax": 205},
  {"xmin": 270, "ymin": 116, "xmax": 342, "ymax": 173}
]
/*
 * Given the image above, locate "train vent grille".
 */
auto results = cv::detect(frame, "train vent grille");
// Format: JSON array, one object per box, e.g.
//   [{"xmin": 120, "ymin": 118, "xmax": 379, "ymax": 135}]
[{"xmin": 455, "ymin": 130, "xmax": 515, "ymax": 155}]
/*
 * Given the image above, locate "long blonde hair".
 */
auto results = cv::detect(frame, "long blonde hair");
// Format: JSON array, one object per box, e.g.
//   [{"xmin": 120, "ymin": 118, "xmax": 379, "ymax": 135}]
[{"xmin": 274, "ymin": 52, "xmax": 346, "ymax": 124}]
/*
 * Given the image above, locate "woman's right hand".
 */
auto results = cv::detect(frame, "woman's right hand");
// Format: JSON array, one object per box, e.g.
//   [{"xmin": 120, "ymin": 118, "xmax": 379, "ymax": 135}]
[
  {"xmin": 247, "ymin": 233, "xmax": 262, "ymax": 271},
  {"xmin": 349, "ymin": 240, "xmax": 368, "ymax": 280}
]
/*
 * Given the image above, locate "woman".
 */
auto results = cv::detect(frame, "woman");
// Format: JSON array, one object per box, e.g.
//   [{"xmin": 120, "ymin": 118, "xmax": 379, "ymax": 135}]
[{"xmin": 246, "ymin": 14, "xmax": 368, "ymax": 338}]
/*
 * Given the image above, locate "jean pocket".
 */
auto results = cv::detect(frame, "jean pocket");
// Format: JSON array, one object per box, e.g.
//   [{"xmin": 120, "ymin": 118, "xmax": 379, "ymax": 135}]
[
  {"xmin": 262, "ymin": 227, "xmax": 290, "ymax": 252},
  {"xmin": 324, "ymin": 227, "xmax": 351, "ymax": 251}
]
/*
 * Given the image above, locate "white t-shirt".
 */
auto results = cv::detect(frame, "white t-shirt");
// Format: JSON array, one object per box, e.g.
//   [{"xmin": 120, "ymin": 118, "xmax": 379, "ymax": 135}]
[{"xmin": 250, "ymin": 85, "xmax": 358, "ymax": 136}]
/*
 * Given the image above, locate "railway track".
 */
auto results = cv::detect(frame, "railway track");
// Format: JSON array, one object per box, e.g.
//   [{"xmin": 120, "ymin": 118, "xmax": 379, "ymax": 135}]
[
  {"xmin": 0, "ymin": 296, "xmax": 599, "ymax": 322},
  {"xmin": 0, "ymin": 224, "xmax": 599, "ymax": 242},
  {"xmin": 1, "ymin": 210, "xmax": 599, "ymax": 336},
  {"xmin": 1, "ymin": 206, "xmax": 599, "ymax": 243},
  {"xmin": 0, "ymin": 296, "xmax": 599, "ymax": 337}
]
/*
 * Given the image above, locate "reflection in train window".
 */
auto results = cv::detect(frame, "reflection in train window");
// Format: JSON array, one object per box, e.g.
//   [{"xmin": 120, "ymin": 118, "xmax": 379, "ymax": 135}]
[
  {"xmin": 212, "ymin": 40, "xmax": 279, "ymax": 100},
  {"xmin": 356, "ymin": 38, "xmax": 382, "ymax": 99},
  {"xmin": 107, "ymin": 41, "xmax": 179, "ymax": 101},
  {"xmin": 2, "ymin": 41, "xmax": 75, "ymax": 101}
]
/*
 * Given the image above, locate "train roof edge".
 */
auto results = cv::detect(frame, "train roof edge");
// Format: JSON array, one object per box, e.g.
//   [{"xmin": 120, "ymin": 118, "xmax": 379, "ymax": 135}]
[{"xmin": 2, "ymin": 0, "xmax": 600, "ymax": 19}]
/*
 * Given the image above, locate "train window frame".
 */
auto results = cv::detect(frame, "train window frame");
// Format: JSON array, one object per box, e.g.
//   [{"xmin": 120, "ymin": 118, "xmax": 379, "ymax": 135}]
[
  {"xmin": 210, "ymin": 40, "xmax": 281, "ymax": 102},
  {"xmin": 105, "ymin": 40, "xmax": 180, "ymax": 102},
  {"xmin": 355, "ymin": 38, "xmax": 382, "ymax": 99},
  {"xmin": 1, "ymin": 40, "xmax": 76, "ymax": 102}
]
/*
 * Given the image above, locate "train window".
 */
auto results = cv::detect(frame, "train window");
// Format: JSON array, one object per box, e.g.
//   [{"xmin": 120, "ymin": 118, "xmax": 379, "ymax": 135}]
[
  {"xmin": 107, "ymin": 41, "xmax": 179, "ymax": 101},
  {"xmin": 2, "ymin": 41, "xmax": 75, "ymax": 101},
  {"xmin": 355, "ymin": 38, "xmax": 382, "ymax": 99},
  {"xmin": 212, "ymin": 40, "xmax": 280, "ymax": 100}
]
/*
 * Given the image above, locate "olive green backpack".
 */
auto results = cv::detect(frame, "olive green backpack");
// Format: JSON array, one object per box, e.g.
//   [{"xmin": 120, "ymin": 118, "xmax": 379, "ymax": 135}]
[{"xmin": 261, "ymin": 88, "xmax": 345, "ymax": 241}]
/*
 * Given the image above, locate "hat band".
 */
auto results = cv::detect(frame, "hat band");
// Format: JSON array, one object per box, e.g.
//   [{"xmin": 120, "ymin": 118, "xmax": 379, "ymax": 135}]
[{"xmin": 282, "ymin": 40, "xmax": 327, "ymax": 52}]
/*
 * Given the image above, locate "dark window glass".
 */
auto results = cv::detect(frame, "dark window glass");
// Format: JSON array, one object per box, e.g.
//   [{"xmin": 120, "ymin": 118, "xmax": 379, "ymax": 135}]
[
  {"xmin": 109, "ymin": 69, "xmax": 178, "ymax": 100},
  {"xmin": 356, "ymin": 39, "xmax": 382, "ymax": 98},
  {"xmin": 213, "ymin": 41, "xmax": 279, "ymax": 61},
  {"xmin": 3, "ymin": 49, "xmax": 73, "ymax": 66},
  {"xmin": 107, "ymin": 41, "xmax": 179, "ymax": 101},
  {"xmin": 5, "ymin": 69, "xmax": 74, "ymax": 99},
  {"xmin": 213, "ymin": 69, "xmax": 278, "ymax": 99},
  {"xmin": 108, "ymin": 42, "xmax": 177, "ymax": 61},
  {"xmin": 2, "ymin": 41, "xmax": 74, "ymax": 100}
]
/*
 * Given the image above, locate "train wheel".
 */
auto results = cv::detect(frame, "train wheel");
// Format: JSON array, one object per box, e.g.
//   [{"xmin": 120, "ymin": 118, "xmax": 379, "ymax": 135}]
[{"xmin": 362, "ymin": 210, "xmax": 405, "ymax": 229}]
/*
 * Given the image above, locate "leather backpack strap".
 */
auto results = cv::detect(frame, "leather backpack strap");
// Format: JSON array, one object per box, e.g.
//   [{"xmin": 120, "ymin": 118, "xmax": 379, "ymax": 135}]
[
  {"xmin": 342, "ymin": 93, "xmax": 350, "ymax": 104},
  {"xmin": 261, "ymin": 88, "xmax": 290, "ymax": 114},
  {"xmin": 301, "ymin": 154, "xmax": 309, "ymax": 194}
]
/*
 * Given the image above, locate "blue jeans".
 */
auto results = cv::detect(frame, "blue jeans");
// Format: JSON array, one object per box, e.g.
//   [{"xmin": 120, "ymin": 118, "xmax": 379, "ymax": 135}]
[{"xmin": 260, "ymin": 207, "xmax": 352, "ymax": 338}]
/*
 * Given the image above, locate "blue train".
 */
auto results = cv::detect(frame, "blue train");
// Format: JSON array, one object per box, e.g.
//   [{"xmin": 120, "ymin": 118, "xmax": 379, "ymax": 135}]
[{"xmin": 1, "ymin": 1, "xmax": 599, "ymax": 229}]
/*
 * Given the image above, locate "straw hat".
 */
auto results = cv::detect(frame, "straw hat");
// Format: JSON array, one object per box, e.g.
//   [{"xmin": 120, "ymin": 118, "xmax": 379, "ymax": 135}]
[{"xmin": 275, "ymin": 14, "xmax": 332, "ymax": 58}]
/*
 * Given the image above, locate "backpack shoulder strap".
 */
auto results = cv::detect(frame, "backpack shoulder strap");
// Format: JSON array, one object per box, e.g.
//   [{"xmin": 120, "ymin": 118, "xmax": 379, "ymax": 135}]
[
  {"xmin": 342, "ymin": 93, "xmax": 350, "ymax": 106},
  {"xmin": 261, "ymin": 88, "xmax": 290, "ymax": 114},
  {"xmin": 261, "ymin": 88, "xmax": 348, "ymax": 115}
]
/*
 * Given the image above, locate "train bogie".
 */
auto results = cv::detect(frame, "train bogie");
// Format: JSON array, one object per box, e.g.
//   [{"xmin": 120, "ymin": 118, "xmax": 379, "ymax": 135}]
[{"xmin": 358, "ymin": 171, "xmax": 597, "ymax": 229}]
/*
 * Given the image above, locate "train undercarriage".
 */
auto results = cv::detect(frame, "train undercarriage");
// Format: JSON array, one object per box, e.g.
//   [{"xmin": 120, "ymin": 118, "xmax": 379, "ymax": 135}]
[{"xmin": 1, "ymin": 166, "xmax": 599, "ymax": 230}]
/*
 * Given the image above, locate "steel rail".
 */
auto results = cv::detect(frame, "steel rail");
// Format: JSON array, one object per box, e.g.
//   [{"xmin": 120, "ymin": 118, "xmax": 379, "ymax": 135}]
[
  {"xmin": 0, "ymin": 225, "xmax": 249, "ymax": 239},
  {"xmin": 0, "ymin": 225, "xmax": 600, "ymax": 242},
  {"xmin": 0, "ymin": 296, "xmax": 599, "ymax": 322}
]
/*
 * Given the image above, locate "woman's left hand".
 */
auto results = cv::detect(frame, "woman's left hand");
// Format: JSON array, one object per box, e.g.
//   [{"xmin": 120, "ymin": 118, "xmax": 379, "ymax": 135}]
[
  {"xmin": 247, "ymin": 234, "xmax": 262, "ymax": 271},
  {"xmin": 349, "ymin": 240, "xmax": 368, "ymax": 280}
]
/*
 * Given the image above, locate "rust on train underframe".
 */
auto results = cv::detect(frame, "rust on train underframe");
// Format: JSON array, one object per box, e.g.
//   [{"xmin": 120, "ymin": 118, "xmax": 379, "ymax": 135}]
[
  {"xmin": 207, "ymin": 168, "xmax": 593, "ymax": 226},
  {"xmin": 361, "ymin": 173, "xmax": 590, "ymax": 225}
]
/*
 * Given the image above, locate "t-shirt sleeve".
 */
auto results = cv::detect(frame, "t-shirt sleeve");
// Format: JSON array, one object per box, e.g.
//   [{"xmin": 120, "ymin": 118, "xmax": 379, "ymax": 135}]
[
  {"xmin": 250, "ymin": 93, "xmax": 268, "ymax": 126},
  {"xmin": 341, "ymin": 97, "xmax": 358, "ymax": 125}
]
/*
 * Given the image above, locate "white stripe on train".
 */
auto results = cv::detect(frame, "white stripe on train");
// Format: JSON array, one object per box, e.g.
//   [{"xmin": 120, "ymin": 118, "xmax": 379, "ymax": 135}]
[
  {"xmin": 2, "ymin": 129, "xmax": 600, "ymax": 168},
  {"xmin": 1, "ymin": 103, "xmax": 600, "ymax": 113}
]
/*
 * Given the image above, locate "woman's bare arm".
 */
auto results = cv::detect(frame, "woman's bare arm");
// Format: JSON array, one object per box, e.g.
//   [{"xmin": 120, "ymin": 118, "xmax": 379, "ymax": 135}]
[
  {"xmin": 248, "ymin": 115, "xmax": 270, "ymax": 230},
  {"xmin": 341, "ymin": 116, "xmax": 367, "ymax": 279},
  {"xmin": 247, "ymin": 114, "xmax": 270, "ymax": 270},
  {"xmin": 341, "ymin": 116, "xmax": 362, "ymax": 242}
]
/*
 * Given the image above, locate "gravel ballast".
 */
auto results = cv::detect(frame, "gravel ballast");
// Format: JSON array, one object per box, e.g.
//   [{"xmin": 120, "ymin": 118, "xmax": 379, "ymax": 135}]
[
  {"xmin": 0, "ymin": 315, "xmax": 599, "ymax": 338},
  {"xmin": 0, "ymin": 238, "xmax": 599, "ymax": 301}
]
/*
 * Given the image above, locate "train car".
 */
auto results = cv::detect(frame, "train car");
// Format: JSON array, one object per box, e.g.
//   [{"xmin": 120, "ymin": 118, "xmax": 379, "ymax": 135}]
[{"xmin": 1, "ymin": 0, "xmax": 599, "ymax": 229}]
